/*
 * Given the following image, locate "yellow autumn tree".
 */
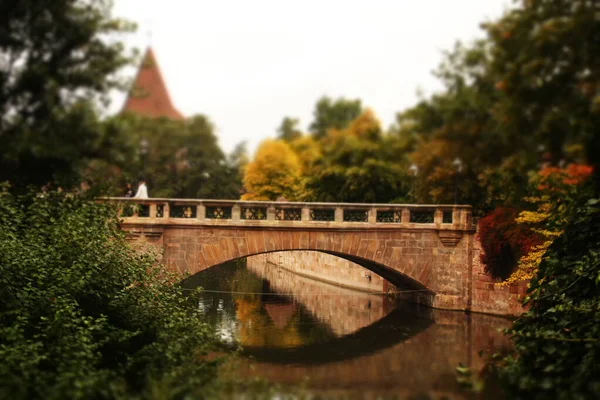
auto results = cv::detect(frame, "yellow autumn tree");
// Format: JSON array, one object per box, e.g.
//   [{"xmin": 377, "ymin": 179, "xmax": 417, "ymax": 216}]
[
  {"xmin": 289, "ymin": 135, "xmax": 321, "ymax": 200},
  {"xmin": 242, "ymin": 139, "xmax": 302, "ymax": 201},
  {"xmin": 326, "ymin": 108, "xmax": 382, "ymax": 141}
]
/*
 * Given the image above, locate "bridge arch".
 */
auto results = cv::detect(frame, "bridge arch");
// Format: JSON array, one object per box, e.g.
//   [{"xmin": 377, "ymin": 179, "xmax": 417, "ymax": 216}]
[{"xmin": 126, "ymin": 224, "xmax": 474, "ymax": 310}]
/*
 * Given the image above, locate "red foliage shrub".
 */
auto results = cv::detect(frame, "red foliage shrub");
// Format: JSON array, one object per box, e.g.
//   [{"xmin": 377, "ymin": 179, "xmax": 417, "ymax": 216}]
[{"xmin": 478, "ymin": 207, "xmax": 541, "ymax": 280}]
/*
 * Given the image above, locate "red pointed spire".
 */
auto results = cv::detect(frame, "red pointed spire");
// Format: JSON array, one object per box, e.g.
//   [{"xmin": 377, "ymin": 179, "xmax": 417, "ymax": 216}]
[{"xmin": 121, "ymin": 48, "xmax": 184, "ymax": 120}]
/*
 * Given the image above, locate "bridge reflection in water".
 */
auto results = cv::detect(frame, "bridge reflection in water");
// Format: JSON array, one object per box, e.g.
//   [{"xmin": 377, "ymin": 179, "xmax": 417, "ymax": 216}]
[{"xmin": 183, "ymin": 257, "xmax": 511, "ymax": 398}]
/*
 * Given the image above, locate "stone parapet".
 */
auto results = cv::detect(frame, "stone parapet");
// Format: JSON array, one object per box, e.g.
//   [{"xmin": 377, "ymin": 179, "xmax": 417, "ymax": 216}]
[{"xmin": 101, "ymin": 197, "xmax": 476, "ymax": 233}]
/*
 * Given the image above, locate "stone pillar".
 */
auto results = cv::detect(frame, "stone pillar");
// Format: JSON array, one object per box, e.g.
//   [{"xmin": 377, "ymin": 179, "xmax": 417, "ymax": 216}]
[
  {"xmin": 163, "ymin": 202, "xmax": 170, "ymax": 219},
  {"xmin": 335, "ymin": 208, "xmax": 343, "ymax": 222},
  {"xmin": 267, "ymin": 206, "xmax": 276, "ymax": 221},
  {"xmin": 461, "ymin": 208, "xmax": 472, "ymax": 227},
  {"xmin": 368, "ymin": 208, "xmax": 377, "ymax": 223},
  {"xmin": 301, "ymin": 207, "xmax": 310, "ymax": 221},
  {"xmin": 232, "ymin": 204, "xmax": 241, "ymax": 220},
  {"xmin": 452, "ymin": 207, "xmax": 460, "ymax": 227},
  {"xmin": 197, "ymin": 204, "xmax": 206, "ymax": 220},
  {"xmin": 434, "ymin": 209, "xmax": 443, "ymax": 225},
  {"xmin": 401, "ymin": 208, "xmax": 410, "ymax": 224},
  {"xmin": 149, "ymin": 203, "xmax": 157, "ymax": 218}
]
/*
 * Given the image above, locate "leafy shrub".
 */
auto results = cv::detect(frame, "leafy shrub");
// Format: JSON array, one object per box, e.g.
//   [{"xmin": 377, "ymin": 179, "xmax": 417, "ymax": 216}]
[
  {"xmin": 501, "ymin": 164, "xmax": 594, "ymax": 285},
  {"xmin": 0, "ymin": 186, "xmax": 218, "ymax": 399},
  {"xmin": 498, "ymin": 195, "xmax": 600, "ymax": 399},
  {"xmin": 478, "ymin": 207, "xmax": 540, "ymax": 280}
]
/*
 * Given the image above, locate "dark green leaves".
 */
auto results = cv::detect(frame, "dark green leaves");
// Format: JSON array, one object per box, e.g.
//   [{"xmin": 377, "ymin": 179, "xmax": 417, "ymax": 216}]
[
  {"xmin": 0, "ymin": 188, "xmax": 218, "ymax": 399},
  {"xmin": 498, "ymin": 192, "xmax": 600, "ymax": 400}
]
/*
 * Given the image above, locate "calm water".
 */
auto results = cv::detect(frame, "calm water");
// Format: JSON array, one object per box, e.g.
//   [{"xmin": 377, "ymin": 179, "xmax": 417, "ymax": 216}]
[{"xmin": 183, "ymin": 258, "xmax": 512, "ymax": 399}]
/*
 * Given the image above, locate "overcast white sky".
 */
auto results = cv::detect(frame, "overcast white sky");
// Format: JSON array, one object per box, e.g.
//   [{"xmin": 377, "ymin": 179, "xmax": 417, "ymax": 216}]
[{"xmin": 110, "ymin": 0, "xmax": 512, "ymax": 155}]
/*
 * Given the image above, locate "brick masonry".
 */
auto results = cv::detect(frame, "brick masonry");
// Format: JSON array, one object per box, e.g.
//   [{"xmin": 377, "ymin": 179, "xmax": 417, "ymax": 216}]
[
  {"xmin": 252, "ymin": 251, "xmax": 387, "ymax": 293},
  {"xmin": 253, "ymin": 241, "xmax": 527, "ymax": 317},
  {"xmin": 245, "ymin": 256, "xmax": 395, "ymax": 336},
  {"xmin": 470, "ymin": 233, "xmax": 528, "ymax": 316},
  {"xmin": 125, "ymin": 222, "xmax": 526, "ymax": 316}
]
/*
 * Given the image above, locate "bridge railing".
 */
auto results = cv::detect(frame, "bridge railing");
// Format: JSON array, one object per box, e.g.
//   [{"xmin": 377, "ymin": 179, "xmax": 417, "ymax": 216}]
[{"xmin": 100, "ymin": 198, "xmax": 475, "ymax": 230}]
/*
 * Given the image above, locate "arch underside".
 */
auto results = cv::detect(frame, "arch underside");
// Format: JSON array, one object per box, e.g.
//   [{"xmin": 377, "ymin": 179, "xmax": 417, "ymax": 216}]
[{"xmin": 197, "ymin": 249, "xmax": 436, "ymax": 306}]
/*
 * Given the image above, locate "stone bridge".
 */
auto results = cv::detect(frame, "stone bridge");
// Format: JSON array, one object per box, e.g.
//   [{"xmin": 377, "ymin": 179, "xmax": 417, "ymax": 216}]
[{"xmin": 106, "ymin": 198, "xmax": 487, "ymax": 311}]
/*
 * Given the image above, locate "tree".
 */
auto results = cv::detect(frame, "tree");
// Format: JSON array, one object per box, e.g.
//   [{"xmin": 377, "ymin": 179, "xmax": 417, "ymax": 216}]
[
  {"xmin": 226, "ymin": 141, "xmax": 249, "ymax": 198},
  {"xmin": 403, "ymin": 0, "xmax": 600, "ymax": 211},
  {"xmin": 0, "ymin": 0, "xmax": 134, "ymax": 187},
  {"xmin": 305, "ymin": 110, "xmax": 406, "ymax": 203},
  {"xmin": 309, "ymin": 96, "xmax": 362, "ymax": 139},
  {"xmin": 484, "ymin": 0, "xmax": 600, "ymax": 167},
  {"xmin": 242, "ymin": 139, "xmax": 301, "ymax": 201},
  {"xmin": 288, "ymin": 135, "xmax": 322, "ymax": 201},
  {"xmin": 400, "ymin": 40, "xmax": 526, "ymax": 209},
  {"xmin": 276, "ymin": 117, "xmax": 302, "ymax": 142},
  {"xmin": 103, "ymin": 114, "xmax": 242, "ymax": 199}
]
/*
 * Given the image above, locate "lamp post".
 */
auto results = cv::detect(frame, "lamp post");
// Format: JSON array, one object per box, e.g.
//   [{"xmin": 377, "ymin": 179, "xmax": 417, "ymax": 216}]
[
  {"xmin": 452, "ymin": 157, "xmax": 463, "ymax": 204},
  {"xmin": 409, "ymin": 163, "xmax": 419, "ymax": 203}
]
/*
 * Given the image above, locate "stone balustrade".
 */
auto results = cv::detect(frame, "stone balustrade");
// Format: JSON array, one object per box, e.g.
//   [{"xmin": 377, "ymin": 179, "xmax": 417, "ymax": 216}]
[{"xmin": 100, "ymin": 198, "xmax": 475, "ymax": 231}]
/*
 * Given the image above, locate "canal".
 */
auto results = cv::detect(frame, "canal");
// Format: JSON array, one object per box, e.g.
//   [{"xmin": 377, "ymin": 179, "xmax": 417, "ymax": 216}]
[{"xmin": 183, "ymin": 256, "xmax": 512, "ymax": 398}]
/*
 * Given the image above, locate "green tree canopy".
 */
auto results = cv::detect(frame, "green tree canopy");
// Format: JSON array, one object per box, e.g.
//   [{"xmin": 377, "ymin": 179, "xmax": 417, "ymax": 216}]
[
  {"xmin": 402, "ymin": 0, "xmax": 600, "ymax": 210},
  {"xmin": 100, "ymin": 114, "xmax": 242, "ymax": 199},
  {"xmin": 277, "ymin": 117, "xmax": 303, "ymax": 142},
  {"xmin": 304, "ymin": 110, "xmax": 407, "ymax": 203},
  {"xmin": 0, "ymin": 0, "xmax": 134, "ymax": 187},
  {"xmin": 309, "ymin": 96, "xmax": 363, "ymax": 139}
]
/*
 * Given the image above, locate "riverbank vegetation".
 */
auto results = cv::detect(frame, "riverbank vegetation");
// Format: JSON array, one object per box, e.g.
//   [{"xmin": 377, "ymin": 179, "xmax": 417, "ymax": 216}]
[
  {"xmin": 0, "ymin": 187, "xmax": 219, "ymax": 399},
  {"xmin": 497, "ymin": 188, "xmax": 600, "ymax": 399}
]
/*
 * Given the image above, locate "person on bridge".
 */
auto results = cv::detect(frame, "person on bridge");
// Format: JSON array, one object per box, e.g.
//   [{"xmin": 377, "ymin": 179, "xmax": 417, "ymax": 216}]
[
  {"xmin": 124, "ymin": 183, "xmax": 134, "ymax": 198},
  {"xmin": 134, "ymin": 180, "xmax": 148, "ymax": 199}
]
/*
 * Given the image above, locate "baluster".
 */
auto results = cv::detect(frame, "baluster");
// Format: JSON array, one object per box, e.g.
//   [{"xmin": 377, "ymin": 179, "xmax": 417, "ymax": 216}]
[
  {"xmin": 301, "ymin": 207, "xmax": 310, "ymax": 221},
  {"xmin": 434, "ymin": 209, "xmax": 443, "ymax": 225},
  {"xmin": 267, "ymin": 205, "xmax": 276, "ymax": 221},
  {"xmin": 335, "ymin": 208, "xmax": 343, "ymax": 222},
  {"xmin": 460, "ymin": 208, "xmax": 472, "ymax": 227},
  {"xmin": 368, "ymin": 208, "xmax": 377, "ymax": 223},
  {"xmin": 452, "ymin": 207, "xmax": 460, "ymax": 226},
  {"xmin": 197, "ymin": 204, "xmax": 206, "ymax": 220},
  {"xmin": 232, "ymin": 204, "xmax": 241, "ymax": 221},
  {"xmin": 401, "ymin": 208, "xmax": 410, "ymax": 224}
]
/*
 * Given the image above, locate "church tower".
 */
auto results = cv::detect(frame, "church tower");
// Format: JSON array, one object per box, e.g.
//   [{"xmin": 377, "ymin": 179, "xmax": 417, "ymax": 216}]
[{"xmin": 121, "ymin": 47, "xmax": 184, "ymax": 120}]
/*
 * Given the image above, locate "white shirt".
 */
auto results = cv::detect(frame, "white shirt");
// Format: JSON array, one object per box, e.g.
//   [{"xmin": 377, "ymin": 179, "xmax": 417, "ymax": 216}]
[{"xmin": 134, "ymin": 183, "xmax": 148, "ymax": 199}]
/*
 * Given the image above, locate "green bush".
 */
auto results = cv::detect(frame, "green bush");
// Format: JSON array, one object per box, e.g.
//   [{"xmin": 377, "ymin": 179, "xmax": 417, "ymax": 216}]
[
  {"xmin": 498, "ymin": 194, "xmax": 600, "ymax": 399},
  {"xmin": 0, "ymin": 185, "xmax": 218, "ymax": 399}
]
